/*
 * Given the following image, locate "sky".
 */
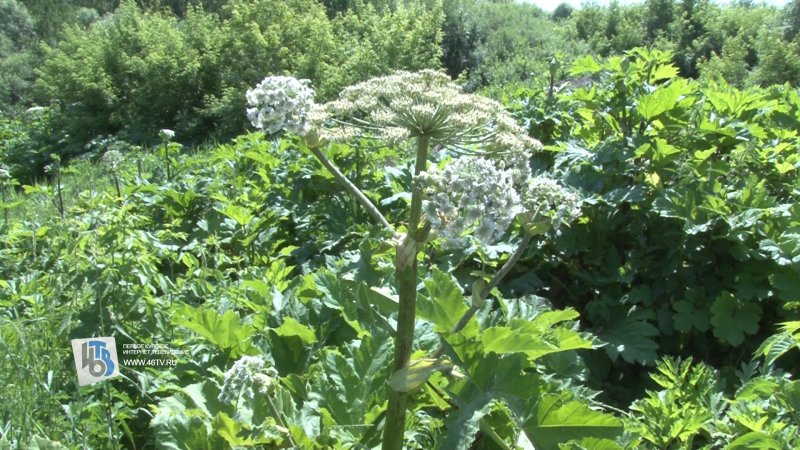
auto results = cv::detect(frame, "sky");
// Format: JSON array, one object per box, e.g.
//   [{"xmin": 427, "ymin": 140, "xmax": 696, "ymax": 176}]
[{"xmin": 522, "ymin": 0, "xmax": 791, "ymax": 12}]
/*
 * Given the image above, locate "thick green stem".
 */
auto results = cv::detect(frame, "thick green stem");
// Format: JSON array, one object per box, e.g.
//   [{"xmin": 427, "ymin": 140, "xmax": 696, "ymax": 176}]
[
  {"xmin": 164, "ymin": 143, "xmax": 173, "ymax": 181},
  {"xmin": 309, "ymin": 146, "xmax": 392, "ymax": 230},
  {"xmin": 2, "ymin": 187, "xmax": 8, "ymax": 225},
  {"xmin": 113, "ymin": 173, "xmax": 122, "ymax": 200},
  {"xmin": 382, "ymin": 135, "xmax": 430, "ymax": 450},
  {"xmin": 55, "ymin": 171, "xmax": 64, "ymax": 218}
]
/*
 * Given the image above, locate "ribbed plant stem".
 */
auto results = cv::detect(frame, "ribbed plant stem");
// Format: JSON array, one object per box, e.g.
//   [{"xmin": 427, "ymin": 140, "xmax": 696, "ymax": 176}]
[
  {"xmin": 383, "ymin": 135, "xmax": 430, "ymax": 450},
  {"xmin": 455, "ymin": 231, "xmax": 533, "ymax": 333},
  {"xmin": 309, "ymin": 146, "xmax": 392, "ymax": 230}
]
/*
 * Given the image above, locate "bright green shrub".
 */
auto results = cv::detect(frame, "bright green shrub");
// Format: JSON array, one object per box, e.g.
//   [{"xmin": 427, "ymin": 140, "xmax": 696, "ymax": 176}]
[
  {"xmin": 749, "ymin": 27, "xmax": 800, "ymax": 86},
  {"xmin": 507, "ymin": 49, "xmax": 800, "ymax": 404},
  {"xmin": 0, "ymin": 0, "xmax": 38, "ymax": 114},
  {"xmin": 0, "ymin": 108, "xmax": 66, "ymax": 183},
  {"xmin": 37, "ymin": 1, "xmax": 218, "ymax": 143},
  {"xmin": 442, "ymin": 0, "xmax": 587, "ymax": 91},
  {"xmin": 329, "ymin": 0, "xmax": 443, "ymax": 90},
  {"xmin": 36, "ymin": 0, "xmax": 443, "ymax": 148},
  {"xmin": 196, "ymin": 0, "xmax": 338, "ymax": 141}
]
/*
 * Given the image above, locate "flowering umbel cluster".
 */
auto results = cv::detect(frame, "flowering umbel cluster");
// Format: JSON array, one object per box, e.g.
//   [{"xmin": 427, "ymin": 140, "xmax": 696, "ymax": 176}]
[
  {"xmin": 101, "ymin": 150, "xmax": 123, "ymax": 172},
  {"xmin": 315, "ymin": 70, "xmax": 542, "ymax": 155},
  {"xmin": 418, "ymin": 157, "xmax": 521, "ymax": 249},
  {"xmin": 243, "ymin": 71, "xmax": 581, "ymax": 248},
  {"xmin": 218, "ymin": 356, "xmax": 278, "ymax": 404},
  {"xmin": 158, "ymin": 129, "xmax": 175, "ymax": 143},
  {"xmin": 521, "ymin": 177, "xmax": 582, "ymax": 233},
  {"xmin": 420, "ymin": 159, "xmax": 582, "ymax": 248},
  {"xmin": 246, "ymin": 76, "xmax": 315, "ymax": 135}
]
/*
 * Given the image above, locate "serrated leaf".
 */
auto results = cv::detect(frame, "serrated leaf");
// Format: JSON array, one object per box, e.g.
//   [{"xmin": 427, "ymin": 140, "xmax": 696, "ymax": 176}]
[
  {"xmin": 173, "ymin": 306, "xmax": 254, "ymax": 357},
  {"xmin": 219, "ymin": 204, "xmax": 253, "ymax": 226},
  {"xmin": 710, "ymin": 292, "xmax": 762, "ymax": 346},
  {"xmin": 650, "ymin": 64, "xmax": 679, "ymax": 82},
  {"xmin": 599, "ymin": 316, "xmax": 659, "ymax": 365},
  {"xmin": 570, "ymin": 56, "xmax": 602, "ymax": 75},
  {"xmin": 438, "ymin": 393, "xmax": 494, "ymax": 450},
  {"xmin": 754, "ymin": 331, "xmax": 795, "ymax": 366},
  {"xmin": 673, "ymin": 299, "xmax": 710, "ymax": 333},
  {"xmin": 756, "ymin": 321, "xmax": 800, "ymax": 365},
  {"xmin": 418, "ymin": 267, "xmax": 469, "ymax": 333},
  {"xmin": 272, "ymin": 316, "xmax": 317, "ymax": 345},
  {"xmin": 519, "ymin": 394, "xmax": 623, "ymax": 450},
  {"xmin": 307, "ymin": 334, "xmax": 392, "ymax": 445},
  {"xmin": 726, "ymin": 431, "xmax": 781, "ymax": 450},
  {"xmin": 482, "ymin": 315, "xmax": 593, "ymax": 361},
  {"xmin": 151, "ymin": 381, "xmax": 226, "ymax": 450},
  {"xmin": 693, "ymin": 148, "xmax": 716, "ymax": 162},
  {"xmin": 638, "ymin": 80, "xmax": 687, "ymax": 120},
  {"xmin": 212, "ymin": 412, "xmax": 248, "ymax": 445},
  {"xmin": 775, "ymin": 161, "xmax": 794, "ymax": 174}
]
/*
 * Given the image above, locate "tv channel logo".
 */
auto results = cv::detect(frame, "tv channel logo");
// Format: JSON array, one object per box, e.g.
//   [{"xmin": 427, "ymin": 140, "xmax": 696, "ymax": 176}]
[{"xmin": 71, "ymin": 337, "xmax": 120, "ymax": 386}]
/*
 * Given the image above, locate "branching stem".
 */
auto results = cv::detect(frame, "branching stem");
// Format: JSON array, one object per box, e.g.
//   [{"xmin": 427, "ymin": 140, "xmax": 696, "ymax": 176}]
[
  {"xmin": 434, "ymin": 231, "xmax": 534, "ymax": 359},
  {"xmin": 309, "ymin": 145, "xmax": 392, "ymax": 230}
]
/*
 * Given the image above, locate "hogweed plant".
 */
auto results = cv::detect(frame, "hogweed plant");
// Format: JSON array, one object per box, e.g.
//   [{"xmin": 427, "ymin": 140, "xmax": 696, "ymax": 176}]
[
  {"xmin": 44, "ymin": 154, "xmax": 65, "ymax": 218},
  {"xmin": 159, "ymin": 128, "xmax": 176, "ymax": 181},
  {"xmin": 246, "ymin": 70, "xmax": 582, "ymax": 449},
  {"xmin": 0, "ymin": 164, "xmax": 11, "ymax": 226},
  {"xmin": 101, "ymin": 150, "xmax": 124, "ymax": 199}
]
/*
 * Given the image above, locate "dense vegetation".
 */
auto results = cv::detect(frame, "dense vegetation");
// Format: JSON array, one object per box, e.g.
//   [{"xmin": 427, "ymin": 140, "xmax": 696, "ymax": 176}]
[{"xmin": 1, "ymin": 0, "xmax": 799, "ymax": 449}]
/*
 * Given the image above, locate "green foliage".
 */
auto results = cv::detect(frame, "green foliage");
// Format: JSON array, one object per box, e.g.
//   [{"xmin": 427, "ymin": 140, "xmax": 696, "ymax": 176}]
[
  {"xmin": 0, "ymin": 112, "xmax": 624, "ymax": 448},
  {"xmin": 506, "ymin": 48, "xmax": 800, "ymax": 404},
  {"xmin": 441, "ymin": 0, "xmax": 587, "ymax": 90},
  {"xmin": 574, "ymin": 1, "xmax": 647, "ymax": 57},
  {"xmin": 0, "ymin": 108, "xmax": 68, "ymax": 183},
  {"xmin": 0, "ymin": 0, "xmax": 37, "ymax": 113},
  {"xmin": 36, "ymin": 0, "xmax": 443, "ymax": 147},
  {"xmin": 568, "ymin": 0, "xmax": 792, "ymax": 87},
  {"xmin": 628, "ymin": 351, "xmax": 800, "ymax": 449}
]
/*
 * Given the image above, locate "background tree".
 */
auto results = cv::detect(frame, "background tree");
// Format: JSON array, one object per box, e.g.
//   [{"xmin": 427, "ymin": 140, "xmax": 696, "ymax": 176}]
[
  {"xmin": 0, "ymin": 0, "xmax": 37, "ymax": 112},
  {"xmin": 551, "ymin": 2, "xmax": 573, "ymax": 20}
]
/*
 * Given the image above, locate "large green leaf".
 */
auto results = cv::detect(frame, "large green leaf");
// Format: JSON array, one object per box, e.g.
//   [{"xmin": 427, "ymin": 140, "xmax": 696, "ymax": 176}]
[
  {"xmin": 306, "ymin": 333, "xmax": 392, "ymax": 445},
  {"xmin": 710, "ymin": 292, "xmax": 761, "ymax": 346},
  {"xmin": 437, "ymin": 393, "xmax": 494, "ymax": 450},
  {"xmin": 173, "ymin": 305, "xmax": 254, "ymax": 357},
  {"xmin": 418, "ymin": 267, "xmax": 470, "ymax": 333},
  {"xmin": 272, "ymin": 316, "xmax": 317, "ymax": 345},
  {"xmin": 150, "ymin": 382, "xmax": 227, "ymax": 450},
  {"xmin": 482, "ymin": 314, "xmax": 593, "ymax": 361},
  {"xmin": 726, "ymin": 432, "xmax": 782, "ymax": 450},
  {"xmin": 598, "ymin": 315, "xmax": 659, "ymax": 365},
  {"xmin": 637, "ymin": 79, "xmax": 688, "ymax": 120},
  {"xmin": 519, "ymin": 394, "xmax": 623, "ymax": 450}
]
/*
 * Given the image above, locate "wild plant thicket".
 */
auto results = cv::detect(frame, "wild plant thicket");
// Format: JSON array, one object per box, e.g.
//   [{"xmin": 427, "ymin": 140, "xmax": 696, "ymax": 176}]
[{"xmin": 1, "ymin": 0, "xmax": 799, "ymax": 449}]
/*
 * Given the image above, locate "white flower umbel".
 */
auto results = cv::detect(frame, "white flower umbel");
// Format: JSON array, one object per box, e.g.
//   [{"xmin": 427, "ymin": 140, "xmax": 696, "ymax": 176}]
[
  {"xmin": 315, "ymin": 69, "xmax": 542, "ymax": 157},
  {"xmin": 101, "ymin": 150, "xmax": 123, "ymax": 172},
  {"xmin": 419, "ymin": 157, "xmax": 521, "ymax": 249},
  {"xmin": 246, "ymin": 76, "xmax": 315, "ymax": 135},
  {"xmin": 521, "ymin": 177, "xmax": 581, "ymax": 233},
  {"xmin": 218, "ymin": 356, "xmax": 277, "ymax": 404},
  {"xmin": 158, "ymin": 129, "xmax": 175, "ymax": 143}
]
